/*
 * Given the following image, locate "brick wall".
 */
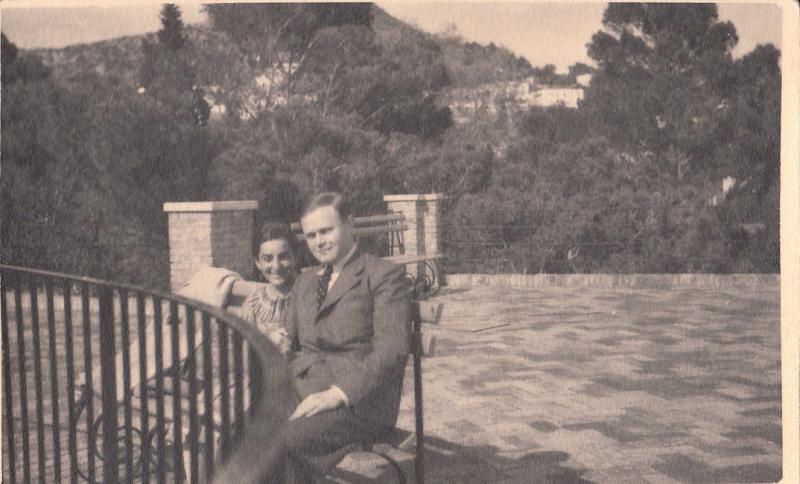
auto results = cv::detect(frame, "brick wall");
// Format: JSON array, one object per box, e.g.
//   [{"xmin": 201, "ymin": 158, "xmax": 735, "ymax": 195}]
[{"xmin": 164, "ymin": 201, "xmax": 257, "ymax": 293}]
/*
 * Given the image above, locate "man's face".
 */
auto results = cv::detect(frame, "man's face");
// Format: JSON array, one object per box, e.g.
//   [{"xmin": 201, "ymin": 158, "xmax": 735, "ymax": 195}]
[{"xmin": 300, "ymin": 205, "xmax": 355, "ymax": 266}]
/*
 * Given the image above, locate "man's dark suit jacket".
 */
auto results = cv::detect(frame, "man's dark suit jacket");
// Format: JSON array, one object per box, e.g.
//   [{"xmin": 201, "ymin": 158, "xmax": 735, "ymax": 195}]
[{"xmin": 286, "ymin": 248, "xmax": 411, "ymax": 428}]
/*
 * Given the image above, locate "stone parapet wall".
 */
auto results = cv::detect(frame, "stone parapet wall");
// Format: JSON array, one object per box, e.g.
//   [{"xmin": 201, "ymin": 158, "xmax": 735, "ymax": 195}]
[{"xmin": 445, "ymin": 273, "xmax": 780, "ymax": 289}]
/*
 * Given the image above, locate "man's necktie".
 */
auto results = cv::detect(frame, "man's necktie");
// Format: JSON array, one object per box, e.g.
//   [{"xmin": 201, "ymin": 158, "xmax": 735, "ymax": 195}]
[{"xmin": 316, "ymin": 264, "xmax": 333, "ymax": 310}]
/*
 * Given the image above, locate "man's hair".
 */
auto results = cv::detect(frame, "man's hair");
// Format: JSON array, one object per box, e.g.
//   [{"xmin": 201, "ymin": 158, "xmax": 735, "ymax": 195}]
[
  {"xmin": 301, "ymin": 191, "xmax": 352, "ymax": 220},
  {"xmin": 252, "ymin": 221, "xmax": 298, "ymax": 257}
]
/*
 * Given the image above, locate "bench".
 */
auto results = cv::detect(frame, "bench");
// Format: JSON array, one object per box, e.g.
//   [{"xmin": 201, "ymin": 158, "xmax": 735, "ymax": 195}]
[{"xmin": 290, "ymin": 212, "xmax": 444, "ymax": 297}]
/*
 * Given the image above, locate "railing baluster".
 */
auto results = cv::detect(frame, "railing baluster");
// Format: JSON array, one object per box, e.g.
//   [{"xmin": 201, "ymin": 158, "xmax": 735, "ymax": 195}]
[
  {"xmin": 1, "ymin": 281, "xmax": 18, "ymax": 483},
  {"xmin": 153, "ymin": 296, "xmax": 166, "ymax": 484},
  {"xmin": 98, "ymin": 285, "xmax": 119, "ymax": 484},
  {"xmin": 45, "ymin": 280, "xmax": 63, "ymax": 482},
  {"xmin": 81, "ymin": 282, "xmax": 96, "ymax": 483},
  {"xmin": 14, "ymin": 281, "xmax": 32, "ymax": 483},
  {"xmin": 185, "ymin": 308, "xmax": 199, "ymax": 484},
  {"xmin": 412, "ymin": 303, "xmax": 425, "ymax": 484},
  {"xmin": 169, "ymin": 301, "xmax": 183, "ymax": 482},
  {"xmin": 119, "ymin": 288, "xmax": 133, "ymax": 484},
  {"xmin": 232, "ymin": 333, "xmax": 245, "ymax": 435},
  {"xmin": 136, "ymin": 293, "xmax": 150, "ymax": 484},
  {"xmin": 247, "ymin": 346, "xmax": 257, "ymax": 417},
  {"xmin": 29, "ymin": 279, "xmax": 48, "ymax": 481},
  {"xmin": 201, "ymin": 313, "xmax": 214, "ymax": 480},
  {"xmin": 217, "ymin": 323, "xmax": 230, "ymax": 459},
  {"xmin": 62, "ymin": 280, "xmax": 78, "ymax": 484}
]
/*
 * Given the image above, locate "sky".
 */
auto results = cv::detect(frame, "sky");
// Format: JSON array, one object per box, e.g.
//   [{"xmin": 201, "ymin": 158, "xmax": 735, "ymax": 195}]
[{"xmin": 0, "ymin": 2, "xmax": 784, "ymax": 73}]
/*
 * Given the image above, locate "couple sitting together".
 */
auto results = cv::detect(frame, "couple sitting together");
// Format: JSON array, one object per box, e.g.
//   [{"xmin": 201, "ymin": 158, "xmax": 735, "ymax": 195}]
[{"xmin": 213, "ymin": 191, "xmax": 412, "ymax": 483}]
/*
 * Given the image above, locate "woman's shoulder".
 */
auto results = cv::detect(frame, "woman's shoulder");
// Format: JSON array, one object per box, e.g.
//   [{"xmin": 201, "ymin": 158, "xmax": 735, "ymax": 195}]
[{"xmin": 243, "ymin": 285, "xmax": 267, "ymax": 305}]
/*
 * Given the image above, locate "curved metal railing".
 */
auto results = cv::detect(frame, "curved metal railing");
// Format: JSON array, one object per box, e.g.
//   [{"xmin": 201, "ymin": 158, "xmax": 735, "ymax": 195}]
[{"xmin": 1, "ymin": 264, "xmax": 289, "ymax": 483}]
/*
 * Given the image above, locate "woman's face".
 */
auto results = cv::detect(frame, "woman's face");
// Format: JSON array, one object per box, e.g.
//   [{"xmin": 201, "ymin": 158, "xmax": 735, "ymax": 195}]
[{"xmin": 255, "ymin": 239, "xmax": 297, "ymax": 290}]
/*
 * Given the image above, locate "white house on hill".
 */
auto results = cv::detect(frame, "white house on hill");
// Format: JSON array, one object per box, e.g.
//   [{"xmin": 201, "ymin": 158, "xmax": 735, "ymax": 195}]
[{"xmin": 531, "ymin": 87, "xmax": 584, "ymax": 109}]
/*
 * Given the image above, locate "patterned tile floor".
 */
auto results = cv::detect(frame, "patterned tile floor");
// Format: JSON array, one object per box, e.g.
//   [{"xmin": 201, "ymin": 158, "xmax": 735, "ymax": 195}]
[{"xmin": 333, "ymin": 284, "xmax": 782, "ymax": 483}]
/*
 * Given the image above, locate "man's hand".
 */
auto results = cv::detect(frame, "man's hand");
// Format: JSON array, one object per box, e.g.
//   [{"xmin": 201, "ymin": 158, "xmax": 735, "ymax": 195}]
[{"xmin": 289, "ymin": 387, "xmax": 347, "ymax": 420}]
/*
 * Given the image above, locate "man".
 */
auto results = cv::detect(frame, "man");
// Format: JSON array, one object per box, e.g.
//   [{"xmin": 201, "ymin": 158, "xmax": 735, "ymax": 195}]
[{"xmin": 213, "ymin": 192, "xmax": 411, "ymax": 483}]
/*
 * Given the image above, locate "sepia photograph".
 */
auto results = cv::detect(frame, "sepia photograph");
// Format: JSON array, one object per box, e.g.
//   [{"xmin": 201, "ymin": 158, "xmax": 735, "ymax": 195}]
[{"xmin": 1, "ymin": 1, "xmax": 797, "ymax": 482}]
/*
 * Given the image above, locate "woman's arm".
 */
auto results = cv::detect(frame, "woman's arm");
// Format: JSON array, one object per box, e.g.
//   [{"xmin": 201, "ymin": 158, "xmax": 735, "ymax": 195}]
[{"xmin": 230, "ymin": 280, "xmax": 269, "ymax": 299}]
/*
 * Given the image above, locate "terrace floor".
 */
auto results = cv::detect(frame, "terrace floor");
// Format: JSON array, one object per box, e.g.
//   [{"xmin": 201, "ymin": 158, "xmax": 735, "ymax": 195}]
[{"xmin": 334, "ymin": 283, "xmax": 782, "ymax": 483}]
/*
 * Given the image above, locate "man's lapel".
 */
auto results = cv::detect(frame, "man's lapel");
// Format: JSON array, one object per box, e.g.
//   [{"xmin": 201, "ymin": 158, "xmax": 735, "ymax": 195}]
[{"xmin": 316, "ymin": 250, "xmax": 365, "ymax": 319}]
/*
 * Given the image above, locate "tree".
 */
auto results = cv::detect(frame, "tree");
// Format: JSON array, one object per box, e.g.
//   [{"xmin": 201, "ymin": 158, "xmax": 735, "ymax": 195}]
[
  {"xmin": 350, "ymin": 28, "xmax": 451, "ymax": 138},
  {"xmin": 293, "ymin": 25, "xmax": 380, "ymax": 117},
  {"xmin": 1, "ymin": 33, "xmax": 18, "ymax": 82},
  {"xmin": 583, "ymin": 3, "xmax": 738, "ymax": 177},
  {"xmin": 1, "ymin": 33, "xmax": 50, "ymax": 85},
  {"xmin": 204, "ymin": 3, "xmax": 373, "ymax": 106},
  {"xmin": 568, "ymin": 62, "xmax": 594, "ymax": 79},
  {"xmin": 202, "ymin": 3, "xmax": 452, "ymax": 136},
  {"xmin": 208, "ymin": 105, "xmax": 397, "ymax": 226},
  {"xmin": 724, "ymin": 44, "xmax": 781, "ymax": 191},
  {"xmin": 518, "ymin": 106, "xmax": 589, "ymax": 145},
  {"xmin": 2, "ymin": 17, "xmax": 220, "ymax": 287},
  {"xmin": 1, "ymin": 65, "xmax": 219, "ymax": 287},
  {"xmin": 141, "ymin": 4, "xmax": 209, "ymax": 126},
  {"xmin": 158, "ymin": 4, "xmax": 186, "ymax": 51},
  {"xmin": 531, "ymin": 64, "xmax": 558, "ymax": 85},
  {"xmin": 711, "ymin": 44, "xmax": 781, "ymax": 271},
  {"xmin": 1, "ymin": 77, "xmax": 103, "ymax": 274}
]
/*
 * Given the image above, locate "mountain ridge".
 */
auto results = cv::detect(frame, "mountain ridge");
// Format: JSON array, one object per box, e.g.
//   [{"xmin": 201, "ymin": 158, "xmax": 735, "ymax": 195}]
[{"xmin": 21, "ymin": 5, "xmax": 549, "ymax": 101}]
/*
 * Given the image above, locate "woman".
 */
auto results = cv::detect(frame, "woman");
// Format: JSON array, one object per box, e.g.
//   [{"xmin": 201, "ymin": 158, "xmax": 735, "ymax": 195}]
[{"xmin": 240, "ymin": 221, "xmax": 299, "ymax": 356}]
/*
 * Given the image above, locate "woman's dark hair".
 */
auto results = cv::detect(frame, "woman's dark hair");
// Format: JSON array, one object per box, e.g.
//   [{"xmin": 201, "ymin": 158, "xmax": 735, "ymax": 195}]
[{"xmin": 252, "ymin": 221, "xmax": 299, "ymax": 257}]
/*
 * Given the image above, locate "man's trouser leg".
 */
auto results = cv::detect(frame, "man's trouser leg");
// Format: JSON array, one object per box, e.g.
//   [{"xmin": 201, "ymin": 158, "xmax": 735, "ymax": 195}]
[
  {"xmin": 210, "ymin": 394, "xmax": 381, "ymax": 483},
  {"xmin": 281, "ymin": 406, "xmax": 382, "ymax": 483}
]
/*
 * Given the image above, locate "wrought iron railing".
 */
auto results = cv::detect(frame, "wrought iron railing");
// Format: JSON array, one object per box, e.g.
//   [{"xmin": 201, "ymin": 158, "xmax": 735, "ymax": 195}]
[{"xmin": 1, "ymin": 264, "xmax": 287, "ymax": 483}]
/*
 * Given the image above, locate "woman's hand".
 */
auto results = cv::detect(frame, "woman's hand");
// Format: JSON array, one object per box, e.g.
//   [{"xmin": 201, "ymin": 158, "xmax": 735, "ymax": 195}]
[{"xmin": 267, "ymin": 327, "xmax": 292, "ymax": 356}]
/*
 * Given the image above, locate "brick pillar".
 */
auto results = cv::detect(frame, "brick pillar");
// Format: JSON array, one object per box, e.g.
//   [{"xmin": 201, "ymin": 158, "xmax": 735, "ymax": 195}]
[
  {"xmin": 163, "ymin": 201, "xmax": 258, "ymax": 293},
  {"xmin": 383, "ymin": 194, "xmax": 445, "ymax": 280}
]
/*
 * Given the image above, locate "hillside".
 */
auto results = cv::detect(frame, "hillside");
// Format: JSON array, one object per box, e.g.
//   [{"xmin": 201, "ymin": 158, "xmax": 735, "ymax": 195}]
[
  {"xmin": 437, "ymin": 36, "xmax": 534, "ymax": 88},
  {"xmin": 30, "ymin": 24, "xmax": 249, "ymax": 89},
  {"xmin": 31, "ymin": 33, "xmax": 153, "ymax": 87},
  {"xmin": 27, "ymin": 4, "xmax": 590, "ymax": 136},
  {"xmin": 27, "ymin": 5, "xmax": 542, "ymax": 110}
]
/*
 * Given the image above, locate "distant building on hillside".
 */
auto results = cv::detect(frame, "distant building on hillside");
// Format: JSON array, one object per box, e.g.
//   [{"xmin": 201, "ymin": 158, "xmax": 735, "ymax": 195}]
[
  {"xmin": 445, "ymin": 77, "xmax": 586, "ymax": 124},
  {"xmin": 531, "ymin": 87, "xmax": 584, "ymax": 109},
  {"xmin": 575, "ymin": 73, "xmax": 593, "ymax": 88}
]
